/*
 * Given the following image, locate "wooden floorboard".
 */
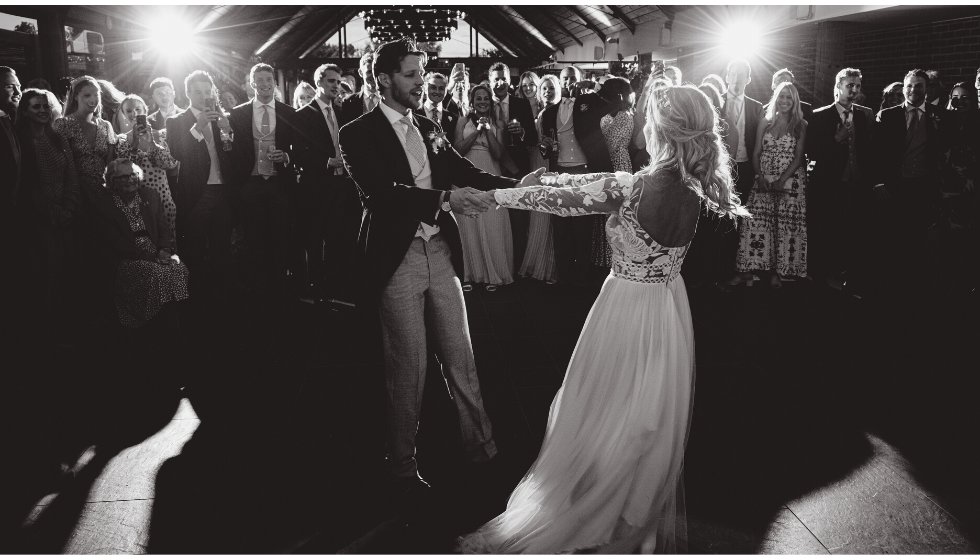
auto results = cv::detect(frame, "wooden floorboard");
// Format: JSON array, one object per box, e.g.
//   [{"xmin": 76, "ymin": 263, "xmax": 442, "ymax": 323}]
[{"xmin": 4, "ymin": 277, "xmax": 976, "ymax": 554}]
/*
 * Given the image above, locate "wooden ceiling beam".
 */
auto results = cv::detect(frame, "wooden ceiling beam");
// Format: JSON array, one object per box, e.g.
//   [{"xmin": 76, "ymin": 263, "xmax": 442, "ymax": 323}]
[
  {"xmin": 569, "ymin": 6, "xmax": 607, "ymax": 43},
  {"xmin": 607, "ymin": 5, "xmax": 636, "ymax": 34}
]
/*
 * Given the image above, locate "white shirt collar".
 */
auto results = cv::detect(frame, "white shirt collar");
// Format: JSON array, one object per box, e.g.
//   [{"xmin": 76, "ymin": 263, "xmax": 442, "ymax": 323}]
[
  {"xmin": 380, "ymin": 100, "xmax": 413, "ymax": 126},
  {"xmin": 314, "ymin": 97, "xmax": 335, "ymax": 112},
  {"xmin": 0, "ymin": 109, "xmax": 7, "ymax": 118},
  {"xmin": 253, "ymin": 99, "xmax": 275, "ymax": 111},
  {"xmin": 424, "ymin": 100, "xmax": 441, "ymax": 112},
  {"xmin": 835, "ymin": 102, "xmax": 853, "ymax": 117},
  {"xmin": 905, "ymin": 101, "xmax": 926, "ymax": 112},
  {"xmin": 729, "ymin": 92, "xmax": 744, "ymax": 102}
]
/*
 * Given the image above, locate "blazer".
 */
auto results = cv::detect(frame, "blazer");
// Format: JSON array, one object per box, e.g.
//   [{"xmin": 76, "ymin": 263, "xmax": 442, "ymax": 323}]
[
  {"xmin": 339, "ymin": 90, "xmax": 382, "ymax": 128},
  {"xmin": 292, "ymin": 100, "xmax": 343, "ymax": 187},
  {"xmin": 228, "ymin": 99, "xmax": 298, "ymax": 186},
  {"xmin": 724, "ymin": 94, "xmax": 765, "ymax": 170},
  {"xmin": 339, "ymin": 105, "xmax": 517, "ymax": 302},
  {"xmin": 873, "ymin": 103, "xmax": 947, "ymax": 188},
  {"xmin": 0, "ymin": 112, "xmax": 22, "ymax": 212},
  {"xmin": 806, "ymin": 102, "xmax": 873, "ymax": 186},
  {"xmin": 148, "ymin": 108, "xmax": 182, "ymax": 131},
  {"xmin": 572, "ymin": 92, "xmax": 614, "ymax": 173},
  {"xmin": 495, "ymin": 93, "xmax": 538, "ymax": 175},
  {"xmin": 164, "ymin": 108, "xmax": 234, "ymax": 211},
  {"xmin": 415, "ymin": 104, "xmax": 459, "ymax": 144}
]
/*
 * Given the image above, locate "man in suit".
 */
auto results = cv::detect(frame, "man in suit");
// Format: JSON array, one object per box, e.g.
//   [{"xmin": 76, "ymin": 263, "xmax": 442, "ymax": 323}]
[
  {"xmin": 339, "ymin": 38, "xmax": 531, "ymax": 492},
  {"xmin": 489, "ymin": 61, "xmax": 538, "ymax": 268},
  {"xmin": 292, "ymin": 63, "xmax": 361, "ymax": 305},
  {"xmin": 0, "ymin": 66, "xmax": 26, "ymax": 365},
  {"xmin": 926, "ymin": 69, "xmax": 947, "ymax": 109},
  {"xmin": 872, "ymin": 68, "xmax": 948, "ymax": 291},
  {"xmin": 338, "ymin": 52, "xmax": 382, "ymax": 127},
  {"xmin": 165, "ymin": 70, "xmax": 234, "ymax": 301},
  {"xmin": 724, "ymin": 59, "xmax": 765, "ymax": 201},
  {"xmin": 228, "ymin": 63, "xmax": 297, "ymax": 300},
  {"xmin": 768, "ymin": 68, "xmax": 813, "ymax": 122},
  {"xmin": 417, "ymin": 71, "xmax": 458, "ymax": 143},
  {"xmin": 720, "ymin": 59, "xmax": 765, "ymax": 281},
  {"xmin": 147, "ymin": 77, "xmax": 180, "ymax": 131},
  {"xmin": 807, "ymin": 67, "xmax": 874, "ymax": 292},
  {"xmin": 0, "ymin": 66, "xmax": 21, "ymax": 220},
  {"xmin": 538, "ymin": 65, "xmax": 613, "ymax": 286}
]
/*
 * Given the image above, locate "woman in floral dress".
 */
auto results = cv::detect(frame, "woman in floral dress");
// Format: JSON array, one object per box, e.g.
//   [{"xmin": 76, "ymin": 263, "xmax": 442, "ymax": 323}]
[{"xmin": 732, "ymin": 81, "xmax": 808, "ymax": 287}]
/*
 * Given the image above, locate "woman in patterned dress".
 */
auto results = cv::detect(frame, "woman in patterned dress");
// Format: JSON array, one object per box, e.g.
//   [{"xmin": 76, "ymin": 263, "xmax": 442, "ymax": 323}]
[
  {"xmin": 731, "ymin": 81, "xmax": 808, "ymax": 287},
  {"xmin": 519, "ymin": 73, "xmax": 562, "ymax": 283},
  {"xmin": 593, "ymin": 77, "xmax": 635, "ymax": 268},
  {"xmin": 100, "ymin": 158, "xmax": 189, "ymax": 328},
  {"xmin": 15, "ymin": 88, "xmax": 81, "ymax": 322},
  {"xmin": 460, "ymin": 85, "xmax": 747, "ymax": 554},
  {"xmin": 115, "ymin": 94, "xmax": 178, "ymax": 239},
  {"xmin": 55, "ymin": 75, "xmax": 117, "ymax": 194},
  {"xmin": 453, "ymin": 83, "xmax": 514, "ymax": 291}
]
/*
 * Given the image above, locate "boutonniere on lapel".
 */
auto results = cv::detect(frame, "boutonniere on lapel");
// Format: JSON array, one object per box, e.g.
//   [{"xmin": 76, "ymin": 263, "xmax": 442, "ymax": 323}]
[
  {"xmin": 579, "ymin": 103, "xmax": 589, "ymax": 113},
  {"xmin": 929, "ymin": 111, "xmax": 940, "ymax": 126},
  {"xmin": 429, "ymin": 131, "xmax": 449, "ymax": 154}
]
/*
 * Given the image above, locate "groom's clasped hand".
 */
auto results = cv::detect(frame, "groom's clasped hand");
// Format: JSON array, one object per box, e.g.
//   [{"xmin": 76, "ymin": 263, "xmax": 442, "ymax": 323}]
[{"xmin": 456, "ymin": 167, "xmax": 553, "ymax": 218}]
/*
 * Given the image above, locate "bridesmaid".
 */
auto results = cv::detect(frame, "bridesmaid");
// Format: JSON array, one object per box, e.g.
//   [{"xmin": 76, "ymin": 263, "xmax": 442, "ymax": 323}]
[
  {"xmin": 731, "ymin": 82, "xmax": 808, "ymax": 287},
  {"xmin": 453, "ymin": 83, "xmax": 514, "ymax": 291},
  {"xmin": 519, "ymin": 74, "xmax": 562, "ymax": 283}
]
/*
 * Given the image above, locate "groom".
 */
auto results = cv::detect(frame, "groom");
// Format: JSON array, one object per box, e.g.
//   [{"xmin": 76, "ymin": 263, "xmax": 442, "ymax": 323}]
[{"xmin": 339, "ymin": 37, "xmax": 531, "ymax": 493}]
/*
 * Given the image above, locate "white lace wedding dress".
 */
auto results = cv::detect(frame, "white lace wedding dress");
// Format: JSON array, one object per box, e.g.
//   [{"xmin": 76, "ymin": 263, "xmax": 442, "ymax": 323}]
[{"xmin": 459, "ymin": 169, "xmax": 694, "ymax": 554}]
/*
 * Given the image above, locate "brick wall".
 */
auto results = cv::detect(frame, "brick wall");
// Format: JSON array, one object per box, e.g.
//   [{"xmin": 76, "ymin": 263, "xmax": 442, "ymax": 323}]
[
  {"xmin": 841, "ymin": 15, "xmax": 980, "ymax": 112},
  {"xmin": 682, "ymin": 14, "xmax": 980, "ymax": 114}
]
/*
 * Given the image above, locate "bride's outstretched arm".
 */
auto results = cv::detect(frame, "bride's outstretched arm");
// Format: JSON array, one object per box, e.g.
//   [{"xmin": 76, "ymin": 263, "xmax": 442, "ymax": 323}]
[{"xmin": 485, "ymin": 170, "xmax": 633, "ymax": 217}]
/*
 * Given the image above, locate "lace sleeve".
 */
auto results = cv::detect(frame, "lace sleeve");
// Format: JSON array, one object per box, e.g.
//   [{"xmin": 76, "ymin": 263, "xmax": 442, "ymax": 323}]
[{"xmin": 493, "ymin": 171, "xmax": 634, "ymax": 216}]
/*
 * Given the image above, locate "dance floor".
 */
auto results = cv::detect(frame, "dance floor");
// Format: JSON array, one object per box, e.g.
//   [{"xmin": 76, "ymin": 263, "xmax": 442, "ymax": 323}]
[{"xmin": 3, "ymin": 276, "xmax": 977, "ymax": 554}]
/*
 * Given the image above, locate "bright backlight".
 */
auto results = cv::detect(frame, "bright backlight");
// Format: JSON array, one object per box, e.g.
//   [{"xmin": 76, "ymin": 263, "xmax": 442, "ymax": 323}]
[{"xmin": 718, "ymin": 21, "xmax": 765, "ymax": 60}]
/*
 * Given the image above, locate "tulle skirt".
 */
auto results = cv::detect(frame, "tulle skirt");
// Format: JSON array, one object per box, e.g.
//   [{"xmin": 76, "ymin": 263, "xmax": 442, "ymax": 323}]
[{"xmin": 460, "ymin": 273, "xmax": 694, "ymax": 553}]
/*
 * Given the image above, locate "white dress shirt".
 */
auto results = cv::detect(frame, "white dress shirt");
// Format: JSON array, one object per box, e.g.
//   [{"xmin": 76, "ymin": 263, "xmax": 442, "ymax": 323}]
[
  {"xmin": 187, "ymin": 106, "xmax": 225, "ymax": 185},
  {"xmin": 727, "ymin": 93, "xmax": 748, "ymax": 162},
  {"xmin": 380, "ymin": 102, "xmax": 439, "ymax": 240}
]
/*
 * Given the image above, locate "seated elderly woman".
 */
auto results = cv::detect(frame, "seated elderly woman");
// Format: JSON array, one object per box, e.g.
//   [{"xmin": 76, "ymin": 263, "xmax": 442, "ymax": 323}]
[{"xmin": 90, "ymin": 158, "xmax": 189, "ymax": 328}]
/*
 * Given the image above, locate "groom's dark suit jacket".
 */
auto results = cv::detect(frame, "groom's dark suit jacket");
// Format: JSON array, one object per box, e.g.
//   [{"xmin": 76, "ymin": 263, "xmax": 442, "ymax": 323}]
[{"xmin": 339, "ymin": 105, "xmax": 518, "ymax": 302}]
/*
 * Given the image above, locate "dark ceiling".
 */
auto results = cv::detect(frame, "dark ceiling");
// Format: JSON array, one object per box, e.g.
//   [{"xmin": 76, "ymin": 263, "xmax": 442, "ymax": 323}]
[{"xmin": 63, "ymin": 5, "xmax": 675, "ymax": 63}]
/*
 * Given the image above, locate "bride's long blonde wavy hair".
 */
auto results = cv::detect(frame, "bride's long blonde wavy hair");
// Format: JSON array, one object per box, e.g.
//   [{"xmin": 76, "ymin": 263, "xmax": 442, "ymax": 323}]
[{"xmin": 641, "ymin": 84, "xmax": 749, "ymax": 219}]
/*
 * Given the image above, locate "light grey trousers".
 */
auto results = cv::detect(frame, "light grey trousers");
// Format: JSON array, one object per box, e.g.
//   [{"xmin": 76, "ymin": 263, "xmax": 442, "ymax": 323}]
[{"xmin": 379, "ymin": 233, "xmax": 497, "ymax": 479}]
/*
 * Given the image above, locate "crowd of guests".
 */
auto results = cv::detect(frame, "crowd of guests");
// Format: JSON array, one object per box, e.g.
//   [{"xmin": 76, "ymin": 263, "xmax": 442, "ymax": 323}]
[{"xmin": 1, "ymin": 57, "xmax": 977, "ymax": 347}]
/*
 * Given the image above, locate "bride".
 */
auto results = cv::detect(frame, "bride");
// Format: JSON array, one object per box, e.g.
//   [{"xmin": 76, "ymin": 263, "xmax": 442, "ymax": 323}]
[{"xmin": 459, "ymin": 84, "xmax": 748, "ymax": 554}]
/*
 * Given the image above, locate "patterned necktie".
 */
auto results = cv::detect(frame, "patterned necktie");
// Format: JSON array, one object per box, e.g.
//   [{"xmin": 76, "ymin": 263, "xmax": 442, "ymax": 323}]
[
  {"xmin": 400, "ymin": 114, "xmax": 427, "ymax": 171},
  {"xmin": 324, "ymin": 104, "xmax": 339, "ymax": 156},
  {"xmin": 261, "ymin": 105, "xmax": 270, "ymax": 136}
]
